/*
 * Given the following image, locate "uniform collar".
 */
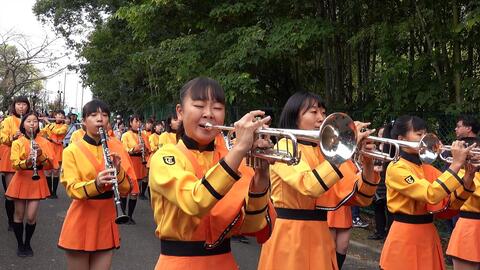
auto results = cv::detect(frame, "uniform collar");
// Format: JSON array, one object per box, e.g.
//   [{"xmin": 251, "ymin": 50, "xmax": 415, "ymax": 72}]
[
  {"xmin": 182, "ymin": 134, "xmax": 215, "ymax": 152},
  {"xmin": 83, "ymin": 134, "xmax": 102, "ymax": 146},
  {"xmin": 400, "ymin": 150, "xmax": 421, "ymax": 165}
]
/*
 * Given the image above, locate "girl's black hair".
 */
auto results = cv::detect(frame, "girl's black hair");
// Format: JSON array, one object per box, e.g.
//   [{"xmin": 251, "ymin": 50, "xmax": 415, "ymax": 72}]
[
  {"xmin": 54, "ymin": 110, "xmax": 66, "ymax": 116},
  {"xmin": 19, "ymin": 112, "xmax": 40, "ymax": 139},
  {"xmin": 82, "ymin": 99, "xmax": 110, "ymax": 119},
  {"xmin": 128, "ymin": 114, "xmax": 142, "ymax": 130},
  {"xmin": 389, "ymin": 115, "xmax": 427, "ymax": 140},
  {"xmin": 165, "ymin": 115, "xmax": 178, "ymax": 133},
  {"xmin": 278, "ymin": 92, "xmax": 326, "ymax": 129},
  {"xmin": 176, "ymin": 77, "xmax": 224, "ymax": 140},
  {"xmin": 10, "ymin": 96, "xmax": 31, "ymax": 118}
]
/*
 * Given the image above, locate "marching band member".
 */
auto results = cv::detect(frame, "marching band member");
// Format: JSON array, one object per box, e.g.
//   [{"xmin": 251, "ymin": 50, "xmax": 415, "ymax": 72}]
[
  {"xmin": 379, "ymin": 115, "xmax": 475, "ymax": 270},
  {"xmin": 40, "ymin": 110, "xmax": 67, "ymax": 198},
  {"xmin": 58, "ymin": 99, "xmax": 133, "ymax": 270},
  {"xmin": 120, "ymin": 115, "xmax": 149, "ymax": 223},
  {"xmin": 158, "ymin": 115, "xmax": 180, "ymax": 147},
  {"xmin": 149, "ymin": 77, "xmax": 274, "ymax": 270},
  {"xmin": 446, "ymin": 136, "xmax": 480, "ymax": 270},
  {"xmin": 6, "ymin": 112, "xmax": 54, "ymax": 257},
  {"xmin": 149, "ymin": 121, "xmax": 164, "ymax": 153},
  {"xmin": 0, "ymin": 96, "xmax": 30, "ymax": 231},
  {"xmin": 258, "ymin": 92, "xmax": 379, "ymax": 270}
]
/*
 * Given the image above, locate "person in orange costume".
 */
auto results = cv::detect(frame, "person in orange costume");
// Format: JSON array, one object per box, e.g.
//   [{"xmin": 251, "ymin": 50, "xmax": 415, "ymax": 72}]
[
  {"xmin": 158, "ymin": 115, "xmax": 180, "ymax": 147},
  {"xmin": 379, "ymin": 115, "xmax": 475, "ymax": 270},
  {"xmin": 257, "ymin": 92, "xmax": 379, "ymax": 270},
  {"xmin": 58, "ymin": 100, "xmax": 133, "ymax": 270},
  {"xmin": 6, "ymin": 112, "xmax": 54, "ymax": 257},
  {"xmin": 40, "ymin": 109, "xmax": 67, "ymax": 198},
  {"xmin": 0, "ymin": 96, "xmax": 30, "ymax": 231},
  {"xmin": 149, "ymin": 77, "xmax": 275, "ymax": 270}
]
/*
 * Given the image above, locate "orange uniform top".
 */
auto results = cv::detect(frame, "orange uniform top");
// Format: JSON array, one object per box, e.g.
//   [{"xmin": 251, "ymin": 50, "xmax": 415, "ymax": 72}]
[
  {"xmin": 69, "ymin": 129, "xmax": 86, "ymax": 144},
  {"xmin": 121, "ymin": 130, "xmax": 150, "ymax": 154},
  {"xmin": 40, "ymin": 123, "xmax": 68, "ymax": 145},
  {"xmin": 0, "ymin": 115, "xmax": 21, "ymax": 146},
  {"xmin": 158, "ymin": 132, "xmax": 177, "ymax": 148},
  {"xmin": 11, "ymin": 136, "xmax": 53, "ymax": 170}
]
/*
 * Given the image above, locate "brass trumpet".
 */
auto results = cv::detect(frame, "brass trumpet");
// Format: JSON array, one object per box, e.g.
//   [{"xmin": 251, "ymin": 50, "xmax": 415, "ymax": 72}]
[{"xmin": 204, "ymin": 113, "xmax": 358, "ymax": 167}]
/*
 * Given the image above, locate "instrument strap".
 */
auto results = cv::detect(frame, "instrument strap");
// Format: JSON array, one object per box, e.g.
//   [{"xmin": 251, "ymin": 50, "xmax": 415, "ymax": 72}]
[{"xmin": 75, "ymin": 141, "xmax": 105, "ymax": 174}]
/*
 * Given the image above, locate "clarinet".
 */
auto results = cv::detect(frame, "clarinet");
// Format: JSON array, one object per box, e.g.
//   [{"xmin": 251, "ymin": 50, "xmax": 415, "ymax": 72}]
[
  {"xmin": 138, "ymin": 125, "xmax": 147, "ymax": 164},
  {"xmin": 98, "ymin": 127, "xmax": 130, "ymax": 224},
  {"xmin": 30, "ymin": 127, "xmax": 40, "ymax": 180}
]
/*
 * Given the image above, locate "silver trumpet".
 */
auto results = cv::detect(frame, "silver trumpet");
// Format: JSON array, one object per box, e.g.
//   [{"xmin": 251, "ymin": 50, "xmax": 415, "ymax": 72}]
[
  {"xmin": 359, "ymin": 133, "xmax": 444, "ymax": 164},
  {"xmin": 30, "ymin": 127, "xmax": 40, "ymax": 180},
  {"xmin": 98, "ymin": 127, "xmax": 130, "ymax": 224},
  {"xmin": 204, "ymin": 112, "xmax": 358, "ymax": 167}
]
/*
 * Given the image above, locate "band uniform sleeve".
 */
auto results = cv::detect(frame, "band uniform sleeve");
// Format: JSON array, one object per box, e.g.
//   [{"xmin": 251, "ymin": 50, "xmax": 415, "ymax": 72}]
[
  {"xmin": 121, "ymin": 132, "xmax": 133, "ymax": 153},
  {"xmin": 386, "ymin": 161, "xmax": 463, "ymax": 204},
  {"xmin": 241, "ymin": 166, "xmax": 271, "ymax": 233},
  {"xmin": 352, "ymin": 165, "xmax": 381, "ymax": 206},
  {"xmin": 449, "ymin": 170, "xmax": 476, "ymax": 210},
  {"xmin": 149, "ymin": 146, "xmax": 239, "ymax": 217},
  {"xmin": 270, "ymin": 140, "xmax": 343, "ymax": 198},
  {"xmin": 51, "ymin": 124, "xmax": 68, "ymax": 135},
  {"xmin": 149, "ymin": 134, "xmax": 158, "ymax": 152},
  {"xmin": 61, "ymin": 146, "xmax": 102, "ymax": 199},
  {"xmin": 0, "ymin": 118, "xmax": 14, "ymax": 146},
  {"xmin": 11, "ymin": 139, "xmax": 29, "ymax": 170}
]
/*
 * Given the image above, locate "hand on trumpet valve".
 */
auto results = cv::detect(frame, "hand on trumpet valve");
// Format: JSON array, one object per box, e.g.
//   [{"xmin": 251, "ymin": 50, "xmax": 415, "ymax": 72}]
[
  {"xmin": 233, "ymin": 110, "xmax": 271, "ymax": 154},
  {"xmin": 360, "ymin": 141, "xmax": 376, "ymax": 164},
  {"xmin": 450, "ymin": 140, "xmax": 477, "ymax": 168},
  {"xmin": 354, "ymin": 121, "xmax": 376, "ymax": 144},
  {"xmin": 463, "ymin": 162, "xmax": 478, "ymax": 190}
]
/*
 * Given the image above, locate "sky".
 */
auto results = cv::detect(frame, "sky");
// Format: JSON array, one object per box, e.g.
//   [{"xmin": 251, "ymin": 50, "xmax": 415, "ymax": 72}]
[{"xmin": 0, "ymin": 0, "xmax": 92, "ymax": 114}]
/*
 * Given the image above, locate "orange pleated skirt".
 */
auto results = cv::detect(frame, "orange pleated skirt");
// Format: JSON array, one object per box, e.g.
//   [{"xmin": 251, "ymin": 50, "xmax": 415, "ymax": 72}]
[
  {"xmin": 0, "ymin": 145, "xmax": 14, "ymax": 173},
  {"xmin": 447, "ymin": 216, "xmax": 480, "ymax": 262},
  {"xmin": 155, "ymin": 253, "xmax": 238, "ymax": 270},
  {"xmin": 58, "ymin": 199, "xmax": 120, "ymax": 252},
  {"xmin": 379, "ymin": 221, "xmax": 445, "ymax": 270},
  {"xmin": 51, "ymin": 143, "xmax": 63, "ymax": 167},
  {"xmin": 5, "ymin": 170, "xmax": 50, "ymax": 199},
  {"xmin": 327, "ymin": 206, "xmax": 352, "ymax": 229},
  {"xmin": 130, "ymin": 156, "xmax": 147, "ymax": 180},
  {"xmin": 258, "ymin": 218, "xmax": 337, "ymax": 270}
]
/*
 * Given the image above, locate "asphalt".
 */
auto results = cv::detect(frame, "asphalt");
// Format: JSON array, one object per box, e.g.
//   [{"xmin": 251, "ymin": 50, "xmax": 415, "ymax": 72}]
[{"xmin": 0, "ymin": 186, "xmax": 379, "ymax": 269}]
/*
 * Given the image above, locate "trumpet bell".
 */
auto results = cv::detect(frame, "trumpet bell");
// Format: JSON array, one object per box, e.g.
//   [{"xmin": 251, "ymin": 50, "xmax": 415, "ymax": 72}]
[
  {"xmin": 418, "ymin": 133, "xmax": 442, "ymax": 164},
  {"xmin": 319, "ymin": 113, "xmax": 357, "ymax": 166}
]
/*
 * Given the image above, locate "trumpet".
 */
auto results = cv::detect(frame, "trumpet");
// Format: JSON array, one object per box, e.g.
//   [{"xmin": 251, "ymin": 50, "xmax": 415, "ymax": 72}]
[
  {"xmin": 204, "ymin": 113, "xmax": 358, "ymax": 167},
  {"xmin": 437, "ymin": 145, "xmax": 480, "ymax": 165},
  {"xmin": 98, "ymin": 127, "xmax": 130, "ymax": 224},
  {"xmin": 29, "ymin": 127, "xmax": 40, "ymax": 180},
  {"xmin": 359, "ymin": 133, "xmax": 444, "ymax": 164}
]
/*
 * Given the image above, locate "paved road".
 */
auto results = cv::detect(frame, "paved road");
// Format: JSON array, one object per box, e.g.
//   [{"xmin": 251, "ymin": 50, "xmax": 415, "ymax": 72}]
[{"xmin": 0, "ymin": 186, "xmax": 376, "ymax": 269}]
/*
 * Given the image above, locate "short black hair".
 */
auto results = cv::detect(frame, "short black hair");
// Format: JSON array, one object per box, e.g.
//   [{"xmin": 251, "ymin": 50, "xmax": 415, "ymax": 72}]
[
  {"xmin": 390, "ymin": 115, "xmax": 427, "ymax": 140},
  {"xmin": 55, "ymin": 110, "xmax": 66, "ymax": 116},
  {"xmin": 82, "ymin": 99, "xmax": 110, "ymax": 119},
  {"xmin": 457, "ymin": 115, "xmax": 480, "ymax": 134},
  {"xmin": 278, "ymin": 92, "xmax": 326, "ymax": 129},
  {"xmin": 19, "ymin": 112, "xmax": 40, "ymax": 138},
  {"xmin": 165, "ymin": 115, "xmax": 177, "ymax": 133},
  {"xmin": 179, "ymin": 77, "xmax": 225, "ymax": 105},
  {"xmin": 10, "ymin": 96, "xmax": 31, "ymax": 117}
]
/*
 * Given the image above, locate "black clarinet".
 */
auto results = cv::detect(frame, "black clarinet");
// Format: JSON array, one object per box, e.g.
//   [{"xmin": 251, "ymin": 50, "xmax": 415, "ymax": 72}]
[
  {"xmin": 98, "ymin": 127, "xmax": 130, "ymax": 224},
  {"xmin": 30, "ymin": 127, "xmax": 40, "ymax": 180},
  {"xmin": 138, "ymin": 125, "xmax": 147, "ymax": 164}
]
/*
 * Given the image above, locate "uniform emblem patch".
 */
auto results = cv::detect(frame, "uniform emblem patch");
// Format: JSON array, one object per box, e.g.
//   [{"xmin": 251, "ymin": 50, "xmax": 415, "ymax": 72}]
[
  {"xmin": 163, "ymin": 156, "xmax": 175, "ymax": 165},
  {"xmin": 404, "ymin": 175, "xmax": 415, "ymax": 184}
]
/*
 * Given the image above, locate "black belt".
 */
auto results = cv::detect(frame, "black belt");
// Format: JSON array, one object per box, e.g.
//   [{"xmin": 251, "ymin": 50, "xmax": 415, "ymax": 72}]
[
  {"xmin": 160, "ymin": 239, "xmax": 231, "ymax": 256},
  {"xmin": 459, "ymin": 211, "xmax": 480, "ymax": 220},
  {"xmin": 275, "ymin": 208, "xmax": 327, "ymax": 221},
  {"xmin": 393, "ymin": 213, "xmax": 433, "ymax": 224},
  {"xmin": 129, "ymin": 153, "xmax": 142, "ymax": 157},
  {"xmin": 90, "ymin": 191, "xmax": 114, "ymax": 200}
]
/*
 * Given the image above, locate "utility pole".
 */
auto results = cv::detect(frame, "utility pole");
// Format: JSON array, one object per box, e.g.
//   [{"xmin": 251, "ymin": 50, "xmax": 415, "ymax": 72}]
[{"xmin": 63, "ymin": 71, "xmax": 67, "ymax": 109}]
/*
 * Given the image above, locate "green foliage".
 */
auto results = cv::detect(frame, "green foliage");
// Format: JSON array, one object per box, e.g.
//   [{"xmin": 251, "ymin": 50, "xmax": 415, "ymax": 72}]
[{"xmin": 34, "ymin": 0, "xmax": 480, "ymax": 122}]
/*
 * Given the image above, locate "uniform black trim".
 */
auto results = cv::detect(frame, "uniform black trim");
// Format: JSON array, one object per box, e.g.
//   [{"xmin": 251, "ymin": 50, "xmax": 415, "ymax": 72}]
[
  {"xmin": 327, "ymin": 160, "xmax": 343, "ymax": 179},
  {"xmin": 275, "ymin": 208, "xmax": 327, "ymax": 221},
  {"xmin": 249, "ymin": 189, "xmax": 268, "ymax": 198},
  {"xmin": 393, "ymin": 213, "xmax": 433, "ymax": 224},
  {"xmin": 219, "ymin": 159, "xmax": 241, "ymax": 181},
  {"xmin": 312, "ymin": 169, "xmax": 329, "ymax": 191},
  {"xmin": 201, "ymin": 178, "xmax": 223, "ymax": 200},
  {"xmin": 160, "ymin": 239, "xmax": 231, "ymax": 256},
  {"xmin": 447, "ymin": 168, "xmax": 463, "ymax": 185},
  {"xmin": 83, "ymin": 134, "xmax": 102, "ymax": 146},
  {"xmin": 357, "ymin": 190, "xmax": 374, "ymax": 198},
  {"xmin": 459, "ymin": 211, "xmax": 480, "ymax": 220},
  {"xmin": 361, "ymin": 175, "xmax": 378, "ymax": 186},
  {"xmin": 83, "ymin": 186, "xmax": 90, "ymax": 198},
  {"xmin": 399, "ymin": 150, "xmax": 421, "ymax": 165},
  {"xmin": 463, "ymin": 183, "xmax": 475, "ymax": 193},
  {"xmin": 129, "ymin": 153, "xmax": 142, "ymax": 157},
  {"xmin": 453, "ymin": 190, "xmax": 467, "ymax": 201},
  {"xmin": 58, "ymin": 245, "xmax": 119, "ymax": 253},
  {"xmin": 182, "ymin": 134, "xmax": 215, "ymax": 152},
  {"xmin": 245, "ymin": 205, "xmax": 268, "ymax": 215},
  {"xmin": 90, "ymin": 191, "xmax": 114, "ymax": 200},
  {"xmin": 435, "ymin": 179, "xmax": 451, "ymax": 194}
]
